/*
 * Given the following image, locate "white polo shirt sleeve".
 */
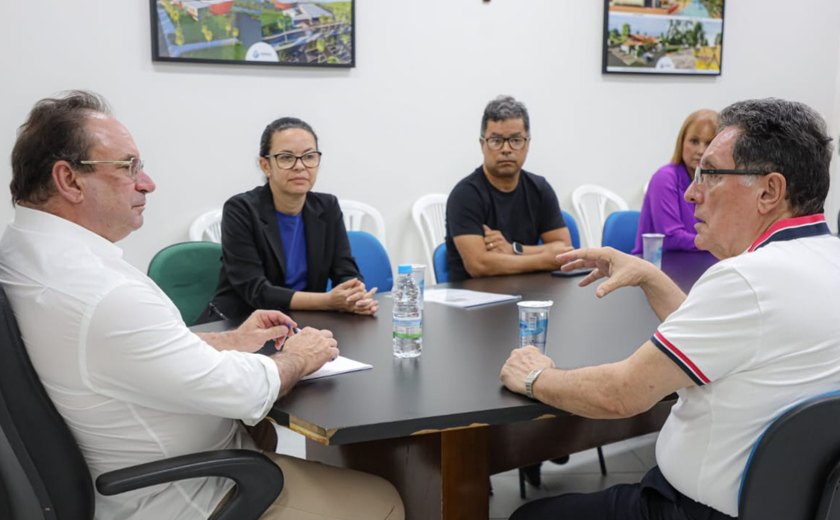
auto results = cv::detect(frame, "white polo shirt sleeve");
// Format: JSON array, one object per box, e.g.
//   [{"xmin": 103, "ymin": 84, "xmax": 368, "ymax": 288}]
[
  {"xmin": 81, "ymin": 281, "xmax": 280, "ymax": 425},
  {"xmin": 653, "ymin": 263, "xmax": 761, "ymax": 386}
]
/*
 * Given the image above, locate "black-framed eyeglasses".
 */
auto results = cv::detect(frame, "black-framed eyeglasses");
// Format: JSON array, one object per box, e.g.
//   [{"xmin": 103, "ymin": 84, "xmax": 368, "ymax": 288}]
[
  {"xmin": 78, "ymin": 158, "xmax": 144, "ymax": 180},
  {"xmin": 693, "ymin": 166, "xmax": 771, "ymax": 185},
  {"xmin": 265, "ymin": 151, "xmax": 322, "ymax": 170},
  {"xmin": 481, "ymin": 136, "xmax": 529, "ymax": 151}
]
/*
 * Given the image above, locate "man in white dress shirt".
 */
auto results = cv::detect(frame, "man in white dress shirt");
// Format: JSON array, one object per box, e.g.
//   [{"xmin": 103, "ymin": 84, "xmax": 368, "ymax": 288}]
[{"xmin": 0, "ymin": 91, "xmax": 404, "ymax": 520}]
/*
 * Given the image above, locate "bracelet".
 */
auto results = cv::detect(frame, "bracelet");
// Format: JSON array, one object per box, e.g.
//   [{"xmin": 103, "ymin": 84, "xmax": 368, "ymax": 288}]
[{"xmin": 524, "ymin": 367, "xmax": 546, "ymax": 399}]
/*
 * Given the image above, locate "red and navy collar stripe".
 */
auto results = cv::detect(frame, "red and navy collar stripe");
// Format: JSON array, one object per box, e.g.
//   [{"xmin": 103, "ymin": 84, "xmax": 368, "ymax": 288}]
[
  {"xmin": 748, "ymin": 214, "xmax": 830, "ymax": 252},
  {"xmin": 651, "ymin": 331, "xmax": 710, "ymax": 386}
]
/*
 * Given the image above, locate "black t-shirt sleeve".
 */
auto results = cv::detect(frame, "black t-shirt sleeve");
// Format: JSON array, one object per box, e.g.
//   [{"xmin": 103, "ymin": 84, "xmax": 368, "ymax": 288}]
[
  {"xmin": 536, "ymin": 178, "xmax": 565, "ymax": 233},
  {"xmin": 447, "ymin": 181, "xmax": 486, "ymax": 238}
]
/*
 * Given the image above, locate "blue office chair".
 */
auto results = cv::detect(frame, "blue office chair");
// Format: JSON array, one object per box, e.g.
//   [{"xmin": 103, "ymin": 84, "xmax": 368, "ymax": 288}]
[
  {"xmin": 602, "ymin": 210, "xmax": 641, "ymax": 253},
  {"xmin": 347, "ymin": 231, "xmax": 393, "ymax": 292},
  {"xmin": 0, "ymin": 286, "xmax": 283, "ymax": 520},
  {"xmin": 739, "ymin": 391, "xmax": 840, "ymax": 520},
  {"xmin": 433, "ymin": 243, "xmax": 449, "ymax": 284},
  {"xmin": 561, "ymin": 210, "xmax": 581, "ymax": 249}
]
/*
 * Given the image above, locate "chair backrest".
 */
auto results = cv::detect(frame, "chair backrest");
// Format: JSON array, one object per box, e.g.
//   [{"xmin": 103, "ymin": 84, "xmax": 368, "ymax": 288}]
[
  {"xmin": 0, "ymin": 285, "xmax": 95, "ymax": 519},
  {"xmin": 739, "ymin": 391, "xmax": 840, "ymax": 520},
  {"xmin": 561, "ymin": 209, "xmax": 581, "ymax": 249},
  {"xmin": 147, "ymin": 241, "xmax": 222, "ymax": 326},
  {"xmin": 571, "ymin": 184, "xmax": 629, "ymax": 248},
  {"xmin": 601, "ymin": 210, "xmax": 641, "ymax": 253},
  {"xmin": 347, "ymin": 231, "xmax": 393, "ymax": 292},
  {"xmin": 432, "ymin": 243, "xmax": 448, "ymax": 284},
  {"xmin": 412, "ymin": 194, "xmax": 448, "ymax": 273},
  {"xmin": 189, "ymin": 209, "xmax": 223, "ymax": 243},
  {"xmin": 339, "ymin": 200, "xmax": 387, "ymax": 245}
]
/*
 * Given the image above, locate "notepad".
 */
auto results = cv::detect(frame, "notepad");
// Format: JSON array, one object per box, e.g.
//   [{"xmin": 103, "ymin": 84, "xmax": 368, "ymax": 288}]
[
  {"xmin": 423, "ymin": 288, "xmax": 520, "ymax": 309},
  {"xmin": 302, "ymin": 356, "xmax": 373, "ymax": 381}
]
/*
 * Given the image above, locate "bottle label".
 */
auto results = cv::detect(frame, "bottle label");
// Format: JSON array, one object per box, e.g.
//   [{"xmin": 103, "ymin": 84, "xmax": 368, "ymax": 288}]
[{"xmin": 393, "ymin": 318, "xmax": 422, "ymax": 339}]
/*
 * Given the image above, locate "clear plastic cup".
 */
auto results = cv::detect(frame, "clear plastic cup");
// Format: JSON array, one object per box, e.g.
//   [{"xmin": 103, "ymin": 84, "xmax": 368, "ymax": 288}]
[
  {"xmin": 517, "ymin": 300, "xmax": 553, "ymax": 354},
  {"xmin": 642, "ymin": 233, "xmax": 665, "ymax": 269},
  {"xmin": 410, "ymin": 264, "xmax": 426, "ymax": 308}
]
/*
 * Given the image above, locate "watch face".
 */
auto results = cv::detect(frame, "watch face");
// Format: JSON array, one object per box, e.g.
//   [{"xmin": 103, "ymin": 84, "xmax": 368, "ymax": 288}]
[{"xmin": 513, "ymin": 242, "xmax": 523, "ymax": 255}]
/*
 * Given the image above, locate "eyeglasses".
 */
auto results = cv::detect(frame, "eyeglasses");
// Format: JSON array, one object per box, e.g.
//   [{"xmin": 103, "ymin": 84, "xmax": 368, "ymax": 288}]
[
  {"xmin": 265, "ymin": 151, "xmax": 322, "ymax": 170},
  {"xmin": 481, "ymin": 136, "xmax": 529, "ymax": 151},
  {"xmin": 693, "ymin": 166, "xmax": 770, "ymax": 185},
  {"xmin": 79, "ymin": 158, "xmax": 144, "ymax": 180}
]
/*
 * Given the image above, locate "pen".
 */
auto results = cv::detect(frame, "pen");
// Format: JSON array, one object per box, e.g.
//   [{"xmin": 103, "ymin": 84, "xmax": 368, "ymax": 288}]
[
  {"xmin": 208, "ymin": 302, "xmax": 229, "ymax": 321},
  {"xmin": 278, "ymin": 327, "xmax": 301, "ymax": 353}
]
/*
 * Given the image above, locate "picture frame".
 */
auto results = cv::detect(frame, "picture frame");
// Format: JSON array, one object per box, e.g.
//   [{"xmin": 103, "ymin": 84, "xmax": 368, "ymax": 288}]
[
  {"xmin": 602, "ymin": 0, "xmax": 724, "ymax": 76},
  {"xmin": 150, "ymin": 0, "xmax": 355, "ymax": 68}
]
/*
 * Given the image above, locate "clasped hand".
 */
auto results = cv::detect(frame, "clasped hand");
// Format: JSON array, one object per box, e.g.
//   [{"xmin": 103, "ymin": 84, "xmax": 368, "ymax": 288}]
[{"xmin": 328, "ymin": 278, "xmax": 379, "ymax": 315}]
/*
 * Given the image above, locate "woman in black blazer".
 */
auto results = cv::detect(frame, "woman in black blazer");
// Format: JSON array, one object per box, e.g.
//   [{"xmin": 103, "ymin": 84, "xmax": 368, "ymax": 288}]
[{"xmin": 197, "ymin": 117, "xmax": 378, "ymax": 323}]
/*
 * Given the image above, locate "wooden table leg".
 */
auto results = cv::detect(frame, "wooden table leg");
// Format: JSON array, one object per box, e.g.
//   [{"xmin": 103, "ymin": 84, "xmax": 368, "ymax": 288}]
[{"xmin": 305, "ymin": 426, "xmax": 490, "ymax": 520}]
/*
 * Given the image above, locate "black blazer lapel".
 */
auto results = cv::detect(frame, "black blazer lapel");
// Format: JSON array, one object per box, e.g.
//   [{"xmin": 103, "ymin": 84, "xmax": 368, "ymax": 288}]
[{"xmin": 257, "ymin": 185, "xmax": 286, "ymax": 275}]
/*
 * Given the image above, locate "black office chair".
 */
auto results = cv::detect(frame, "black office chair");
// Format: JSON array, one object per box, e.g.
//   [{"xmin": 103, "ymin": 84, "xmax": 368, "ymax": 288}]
[
  {"xmin": 739, "ymin": 391, "xmax": 840, "ymax": 520},
  {"xmin": 0, "ymin": 286, "xmax": 284, "ymax": 520}
]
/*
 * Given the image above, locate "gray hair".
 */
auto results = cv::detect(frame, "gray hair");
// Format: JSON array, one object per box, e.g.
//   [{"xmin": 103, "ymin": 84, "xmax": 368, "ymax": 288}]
[
  {"xmin": 481, "ymin": 95, "xmax": 530, "ymax": 136},
  {"xmin": 11, "ymin": 90, "xmax": 111, "ymax": 205},
  {"xmin": 719, "ymin": 98, "xmax": 833, "ymax": 216}
]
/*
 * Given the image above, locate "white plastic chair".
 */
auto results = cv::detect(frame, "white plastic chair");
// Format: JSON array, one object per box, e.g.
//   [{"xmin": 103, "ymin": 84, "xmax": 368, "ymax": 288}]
[
  {"xmin": 189, "ymin": 209, "xmax": 223, "ymax": 243},
  {"xmin": 338, "ymin": 200, "xmax": 386, "ymax": 245},
  {"xmin": 571, "ymin": 184, "xmax": 629, "ymax": 248},
  {"xmin": 411, "ymin": 193, "xmax": 448, "ymax": 282}
]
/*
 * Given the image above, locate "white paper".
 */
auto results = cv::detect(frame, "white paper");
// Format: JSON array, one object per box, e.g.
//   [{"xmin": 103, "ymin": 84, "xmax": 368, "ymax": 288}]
[
  {"xmin": 423, "ymin": 288, "xmax": 520, "ymax": 308},
  {"xmin": 301, "ymin": 355, "xmax": 373, "ymax": 381}
]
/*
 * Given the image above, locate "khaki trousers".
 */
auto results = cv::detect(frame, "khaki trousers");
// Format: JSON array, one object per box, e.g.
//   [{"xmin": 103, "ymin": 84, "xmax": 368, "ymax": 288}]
[{"xmin": 258, "ymin": 452, "xmax": 405, "ymax": 520}]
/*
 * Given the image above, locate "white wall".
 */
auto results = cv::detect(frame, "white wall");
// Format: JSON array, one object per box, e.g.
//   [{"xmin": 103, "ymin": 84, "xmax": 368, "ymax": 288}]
[{"xmin": 2, "ymin": 0, "xmax": 840, "ymax": 271}]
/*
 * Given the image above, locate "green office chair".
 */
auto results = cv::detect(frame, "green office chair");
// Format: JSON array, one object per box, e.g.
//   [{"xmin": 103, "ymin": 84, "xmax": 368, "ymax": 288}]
[{"xmin": 148, "ymin": 241, "xmax": 222, "ymax": 326}]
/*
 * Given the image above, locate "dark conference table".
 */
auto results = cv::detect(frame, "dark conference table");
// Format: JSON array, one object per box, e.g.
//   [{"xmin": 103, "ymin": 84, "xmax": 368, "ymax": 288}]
[{"xmin": 197, "ymin": 251, "xmax": 716, "ymax": 520}]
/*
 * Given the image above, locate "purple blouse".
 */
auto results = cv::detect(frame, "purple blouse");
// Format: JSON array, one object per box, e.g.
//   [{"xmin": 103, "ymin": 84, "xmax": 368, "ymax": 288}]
[{"xmin": 632, "ymin": 162, "xmax": 714, "ymax": 257}]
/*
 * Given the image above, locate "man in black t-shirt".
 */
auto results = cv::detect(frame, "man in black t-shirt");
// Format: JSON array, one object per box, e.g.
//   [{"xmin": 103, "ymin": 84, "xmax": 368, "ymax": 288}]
[{"xmin": 445, "ymin": 95, "xmax": 574, "ymax": 282}]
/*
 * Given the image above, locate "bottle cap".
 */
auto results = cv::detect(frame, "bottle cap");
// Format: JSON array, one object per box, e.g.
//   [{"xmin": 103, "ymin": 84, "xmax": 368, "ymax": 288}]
[{"xmin": 397, "ymin": 264, "xmax": 412, "ymax": 274}]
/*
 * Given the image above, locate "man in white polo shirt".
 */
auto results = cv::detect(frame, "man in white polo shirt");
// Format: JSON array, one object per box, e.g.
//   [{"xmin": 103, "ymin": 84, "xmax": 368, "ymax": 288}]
[
  {"xmin": 501, "ymin": 98, "xmax": 840, "ymax": 520},
  {"xmin": 0, "ymin": 91, "xmax": 404, "ymax": 520}
]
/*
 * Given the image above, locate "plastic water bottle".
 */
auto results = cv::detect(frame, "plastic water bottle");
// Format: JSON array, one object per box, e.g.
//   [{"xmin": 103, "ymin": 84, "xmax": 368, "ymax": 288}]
[{"xmin": 393, "ymin": 264, "xmax": 422, "ymax": 358}]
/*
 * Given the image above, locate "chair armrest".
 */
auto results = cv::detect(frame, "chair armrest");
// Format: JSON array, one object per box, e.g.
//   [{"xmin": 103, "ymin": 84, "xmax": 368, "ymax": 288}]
[{"xmin": 95, "ymin": 449, "xmax": 283, "ymax": 520}]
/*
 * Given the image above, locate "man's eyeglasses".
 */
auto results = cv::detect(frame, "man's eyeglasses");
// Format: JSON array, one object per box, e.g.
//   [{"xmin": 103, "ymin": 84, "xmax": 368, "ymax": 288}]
[
  {"xmin": 79, "ymin": 158, "xmax": 144, "ymax": 180},
  {"xmin": 265, "ymin": 151, "xmax": 322, "ymax": 170},
  {"xmin": 693, "ymin": 166, "xmax": 771, "ymax": 185},
  {"xmin": 481, "ymin": 136, "xmax": 529, "ymax": 151}
]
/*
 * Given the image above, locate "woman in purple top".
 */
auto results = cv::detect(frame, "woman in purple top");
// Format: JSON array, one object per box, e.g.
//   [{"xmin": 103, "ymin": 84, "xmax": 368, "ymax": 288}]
[{"xmin": 633, "ymin": 109, "xmax": 718, "ymax": 255}]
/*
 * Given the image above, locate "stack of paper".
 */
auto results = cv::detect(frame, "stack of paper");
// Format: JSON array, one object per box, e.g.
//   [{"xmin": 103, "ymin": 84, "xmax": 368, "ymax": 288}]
[
  {"xmin": 423, "ymin": 288, "xmax": 520, "ymax": 309},
  {"xmin": 302, "ymin": 356, "xmax": 372, "ymax": 381}
]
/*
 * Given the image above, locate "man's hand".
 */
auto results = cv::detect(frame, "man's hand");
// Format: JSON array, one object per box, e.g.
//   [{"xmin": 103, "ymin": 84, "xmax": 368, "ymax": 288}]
[
  {"xmin": 273, "ymin": 327, "xmax": 340, "ymax": 397},
  {"xmin": 500, "ymin": 346, "xmax": 555, "ymax": 396},
  {"xmin": 555, "ymin": 247, "xmax": 656, "ymax": 298},
  {"xmin": 198, "ymin": 309, "xmax": 295, "ymax": 353},
  {"xmin": 483, "ymin": 224, "xmax": 513, "ymax": 254},
  {"xmin": 556, "ymin": 247, "xmax": 686, "ymax": 320}
]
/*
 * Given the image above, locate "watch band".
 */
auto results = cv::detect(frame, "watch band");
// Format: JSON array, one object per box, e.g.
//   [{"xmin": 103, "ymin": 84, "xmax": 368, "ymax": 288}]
[{"xmin": 524, "ymin": 367, "xmax": 546, "ymax": 399}]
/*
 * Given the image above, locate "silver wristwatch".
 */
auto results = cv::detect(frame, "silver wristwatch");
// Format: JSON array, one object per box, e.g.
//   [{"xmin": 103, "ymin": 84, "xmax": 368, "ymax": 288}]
[
  {"xmin": 524, "ymin": 368, "xmax": 546, "ymax": 399},
  {"xmin": 512, "ymin": 241, "xmax": 524, "ymax": 255}
]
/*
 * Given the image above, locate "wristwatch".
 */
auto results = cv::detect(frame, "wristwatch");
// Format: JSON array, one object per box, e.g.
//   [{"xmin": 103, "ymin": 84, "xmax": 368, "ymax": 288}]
[
  {"xmin": 512, "ymin": 241, "xmax": 524, "ymax": 255},
  {"xmin": 524, "ymin": 367, "xmax": 546, "ymax": 399}
]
